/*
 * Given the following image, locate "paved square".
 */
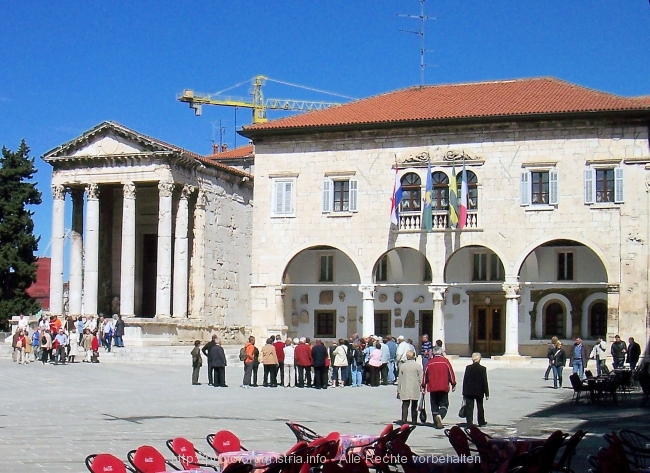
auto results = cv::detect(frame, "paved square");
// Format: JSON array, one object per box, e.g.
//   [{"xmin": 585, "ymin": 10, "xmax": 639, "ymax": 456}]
[{"xmin": 0, "ymin": 357, "xmax": 645, "ymax": 472}]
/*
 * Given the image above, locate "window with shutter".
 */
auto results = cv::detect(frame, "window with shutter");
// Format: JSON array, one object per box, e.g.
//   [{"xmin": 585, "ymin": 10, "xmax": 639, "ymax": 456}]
[
  {"xmin": 614, "ymin": 167, "xmax": 624, "ymax": 203},
  {"xmin": 520, "ymin": 171, "xmax": 530, "ymax": 206},
  {"xmin": 272, "ymin": 179, "xmax": 294, "ymax": 215},
  {"xmin": 584, "ymin": 168, "xmax": 595, "ymax": 204},
  {"xmin": 322, "ymin": 180, "xmax": 332, "ymax": 213},
  {"xmin": 549, "ymin": 169, "xmax": 559, "ymax": 205},
  {"xmin": 349, "ymin": 179, "xmax": 358, "ymax": 212}
]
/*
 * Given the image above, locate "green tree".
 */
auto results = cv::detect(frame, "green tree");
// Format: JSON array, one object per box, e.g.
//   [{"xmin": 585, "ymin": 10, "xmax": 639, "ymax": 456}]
[{"xmin": 0, "ymin": 140, "xmax": 42, "ymax": 325}]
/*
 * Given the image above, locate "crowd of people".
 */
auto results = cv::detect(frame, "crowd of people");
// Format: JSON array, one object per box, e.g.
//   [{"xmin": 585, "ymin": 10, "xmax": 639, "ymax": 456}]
[
  {"xmin": 543, "ymin": 334, "xmax": 643, "ymax": 388},
  {"xmin": 10, "ymin": 313, "xmax": 125, "ymax": 365},
  {"xmin": 192, "ymin": 332, "xmax": 490, "ymax": 430}
]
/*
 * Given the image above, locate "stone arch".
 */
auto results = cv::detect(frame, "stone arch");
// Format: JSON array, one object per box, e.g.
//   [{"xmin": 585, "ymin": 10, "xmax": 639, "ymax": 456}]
[
  {"xmin": 535, "ymin": 293, "xmax": 573, "ymax": 340},
  {"xmin": 443, "ymin": 243, "xmax": 510, "ymax": 283},
  {"xmin": 371, "ymin": 247, "xmax": 431, "ymax": 284},
  {"xmin": 581, "ymin": 292, "xmax": 607, "ymax": 339},
  {"xmin": 280, "ymin": 241, "xmax": 364, "ymax": 285},
  {"xmin": 514, "ymin": 235, "xmax": 612, "ymax": 283}
]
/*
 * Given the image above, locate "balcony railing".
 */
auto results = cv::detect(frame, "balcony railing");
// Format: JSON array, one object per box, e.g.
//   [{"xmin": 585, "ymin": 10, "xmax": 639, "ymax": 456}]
[{"xmin": 398, "ymin": 209, "xmax": 479, "ymax": 231}]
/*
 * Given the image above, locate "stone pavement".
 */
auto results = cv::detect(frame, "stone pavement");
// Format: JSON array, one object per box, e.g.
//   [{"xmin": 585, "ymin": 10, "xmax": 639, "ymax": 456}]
[{"xmin": 0, "ymin": 356, "xmax": 647, "ymax": 472}]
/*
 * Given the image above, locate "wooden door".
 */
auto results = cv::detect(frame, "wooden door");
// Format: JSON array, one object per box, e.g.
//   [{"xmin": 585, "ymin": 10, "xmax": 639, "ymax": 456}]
[{"xmin": 473, "ymin": 306, "xmax": 504, "ymax": 356}]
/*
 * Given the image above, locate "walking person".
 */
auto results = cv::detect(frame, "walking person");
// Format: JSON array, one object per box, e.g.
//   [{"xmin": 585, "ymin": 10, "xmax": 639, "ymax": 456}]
[
  {"xmin": 421, "ymin": 346, "xmax": 456, "ymax": 429},
  {"xmin": 420, "ymin": 334, "xmax": 433, "ymax": 368},
  {"xmin": 53, "ymin": 329, "xmax": 68, "ymax": 365},
  {"xmin": 209, "ymin": 338, "xmax": 228, "ymax": 387},
  {"xmin": 82, "ymin": 329, "xmax": 93, "ymax": 362},
  {"xmin": 397, "ymin": 350, "xmax": 423, "ymax": 425},
  {"xmin": 611, "ymin": 335, "xmax": 627, "ymax": 369},
  {"xmin": 590, "ymin": 336, "xmax": 607, "ymax": 376},
  {"xmin": 32, "ymin": 330, "xmax": 41, "ymax": 362},
  {"xmin": 569, "ymin": 337, "xmax": 589, "ymax": 380},
  {"xmin": 191, "ymin": 340, "xmax": 202, "ymax": 385},
  {"xmin": 627, "ymin": 337, "xmax": 641, "ymax": 371},
  {"xmin": 15, "ymin": 330, "xmax": 26, "ymax": 365},
  {"xmin": 462, "ymin": 353, "xmax": 489, "ymax": 427},
  {"xmin": 551, "ymin": 341, "xmax": 567, "ymax": 388},
  {"xmin": 68, "ymin": 327, "xmax": 79, "ymax": 362},
  {"xmin": 23, "ymin": 330, "xmax": 33, "ymax": 364},
  {"xmin": 544, "ymin": 336, "xmax": 559, "ymax": 380},
  {"xmin": 40, "ymin": 330, "xmax": 52, "ymax": 364}
]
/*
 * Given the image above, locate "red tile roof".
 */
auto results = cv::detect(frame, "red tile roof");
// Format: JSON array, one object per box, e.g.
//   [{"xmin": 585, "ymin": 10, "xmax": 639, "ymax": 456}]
[
  {"xmin": 205, "ymin": 144, "xmax": 254, "ymax": 160},
  {"xmin": 241, "ymin": 77, "xmax": 650, "ymax": 135},
  {"xmin": 633, "ymin": 95, "xmax": 650, "ymax": 106}
]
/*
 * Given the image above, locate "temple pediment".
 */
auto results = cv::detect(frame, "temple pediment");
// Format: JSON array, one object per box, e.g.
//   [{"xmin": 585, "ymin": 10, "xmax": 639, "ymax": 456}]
[{"xmin": 42, "ymin": 121, "xmax": 182, "ymax": 163}]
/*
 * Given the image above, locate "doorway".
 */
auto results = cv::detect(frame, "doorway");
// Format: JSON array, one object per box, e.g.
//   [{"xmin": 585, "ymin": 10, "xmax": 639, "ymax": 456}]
[
  {"xmin": 472, "ymin": 306, "xmax": 504, "ymax": 356},
  {"xmin": 419, "ymin": 310, "xmax": 433, "ymax": 339},
  {"xmin": 374, "ymin": 311, "xmax": 391, "ymax": 338},
  {"xmin": 141, "ymin": 234, "xmax": 157, "ymax": 317}
]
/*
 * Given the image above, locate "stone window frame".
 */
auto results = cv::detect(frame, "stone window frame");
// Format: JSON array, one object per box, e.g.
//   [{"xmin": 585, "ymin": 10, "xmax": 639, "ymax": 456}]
[
  {"xmin": 542, "ymin": 300, "xmax": 566, "ymax": 338},
  {"xmin": 584, "ymin": 164, "xmax": 624, "ymax": 205},
  {"xmin": 556, "ymin": 250, "xmax": 575, "ymax": 281},
  {"xmin": 471, "ymin": 251, "xmax": 504, "ymax": 282},
  {"xmin": 314, "ymin": 310, "xmax": 336, "ymax": 338},
  {"xmin": 270, "ymin": 177, "xmax": 296, "ymax": 217},
  {"xmin": 318, "ymin": 252, "xmax": 334, "ymax": 283},
  {"xmin": 322, "ymin": 171, "xmax": 358, "ymax": 215},
  {"xmin": 374, "ymin": 254, "xmax": 388, "ymax": 283},
  {"xmin": 374, "ymin": 310, "xmax": 391, "ymax": 338},
  {"xmin": 520, "ymin": 163, "xmax": 558, "ymax": 209},
  {"xmin": 588, "ymin": 300, "xmax": 607, "ymax": 338}
]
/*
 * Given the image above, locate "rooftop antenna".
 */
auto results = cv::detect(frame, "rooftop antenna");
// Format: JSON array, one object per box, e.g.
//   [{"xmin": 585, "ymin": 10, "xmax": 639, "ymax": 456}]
[{"xmin": 398, "ymin": 0, "xmax": 436, "ymax": 86}]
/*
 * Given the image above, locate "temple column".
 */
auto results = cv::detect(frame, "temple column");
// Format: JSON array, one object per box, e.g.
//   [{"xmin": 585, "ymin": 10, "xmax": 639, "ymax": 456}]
[
  {"xmin": 172, "ymin": 185, "xmax": 193, "ymax": 318},
  {"xmin": 428, "ymin": 285, "xmax": 448, "ymax": 344},
  {"xmin": 49, "ymin": 185, "xmax": 66, "ymax": 317},
  {"xmin": 358, "ymin": 284, "xmax": 375, "ymax": 337},
  {"xmin": 120, "ymin": 182, "xmax": 136, "ymax": 318},
  {"xmin": 69, "ymin": 188, "xmax": 84, "ymax": 317},
  {"xmin": 606, "ymin": 284, "xmax": 620, "ymax": 341},
  {"xmin": 189, "ymin": 189, "xmax": 207, "ymax": 319},
  {"xmin": 156, "ymin": 180, "xmax": 174, "ymax": 317},
  {"xmin": 503, "ymin": 282, "xmax": 521, "ymax": 356},
  {"xmin": 83, "ymin": 183, "xmax": 100, "ymax": 317},
  {"xmin": 275, "ymin": 286, "xmax": 286, "ymax": 327}
]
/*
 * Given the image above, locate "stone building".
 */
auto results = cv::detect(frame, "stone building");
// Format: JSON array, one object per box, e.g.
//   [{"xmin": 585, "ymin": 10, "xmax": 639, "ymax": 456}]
[
  {"xmin": 43, "ymin": 121, "xmax": 253, "ymax": 344},
  {"xmin": 239, "ymin": 77, "xmax": 650, "ymax": 357}
]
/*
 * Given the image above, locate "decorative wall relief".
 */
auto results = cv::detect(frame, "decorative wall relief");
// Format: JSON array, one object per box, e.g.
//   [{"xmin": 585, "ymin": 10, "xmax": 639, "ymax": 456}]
[
  {"xmin": 319, "ymin": 290, "xmax": 334, "ymax": 305},
  {"xmin": 359, "ymin": 316, "xmax": 363, "ymax": 323},
  {"xmin": 339, "ymin": 316, "xmax": 345, "ymax": 323},
  {"xmin": 379, "ymin": 293, "xmax": 388, "ymax": 303},
  {"xmin": 394, "ymin": 319, "xmax": 403, "ymax": 328},
  {"xmin": 394, "ymin": 308, "xmax": 402, "ymax": 317},
  {"xmin": 414, "ymin": 295, "xmax": 425, "ymax": 303},
  {"xmin": 452, "ymin": 294, "xmax": 461, "ymax": 305},
  {"xmin": 339, "ymin": 292, "xmax": 346, "ymax": 302},
  {"xmin": 404, "ymin": 310, "xmax": 415, "ymax": 328},
  {"xmin": 300, "ymin": 294, "xmax": 309, "ymax": 304},
  {"xmin": 292, "ymin": 299, "xmax": 297, "ymax": 310},
  {"xmin": 300, "ymin": 310, "xmax": 309, "ymax": 324},
  {"xmin": 394, "ymin": 291, "xmax": 403, "ymax": 304},
  {"xmin": 291, "ymin": 313, "xmax": 299, "ymax": 327}
]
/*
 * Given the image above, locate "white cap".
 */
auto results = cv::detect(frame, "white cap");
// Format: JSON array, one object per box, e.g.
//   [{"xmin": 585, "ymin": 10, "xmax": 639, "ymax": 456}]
[
  {"xmin": 398, "ymin": 335, "xmax": 405, "ymax": 340},
  {"xmin": 293, "ymin": 338, "xmax": 300, "ymax": 344}
]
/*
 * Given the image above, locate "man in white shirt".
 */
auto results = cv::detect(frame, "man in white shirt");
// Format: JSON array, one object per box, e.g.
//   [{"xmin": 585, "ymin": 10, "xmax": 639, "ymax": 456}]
[
  {"xmin": 396, "ymin": 335, "xmax": 410, "ymax": 364},
  {"xmin": 17, "ymin": 314, "xmax": 29, "ymax": 332}
]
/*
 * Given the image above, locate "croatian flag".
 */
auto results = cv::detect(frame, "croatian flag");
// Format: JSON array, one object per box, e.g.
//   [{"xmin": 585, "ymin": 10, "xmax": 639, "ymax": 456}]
[
  {"xmin": 390, "ymin": 166, "xmax": 403, "ymax": 226},
  {"xmin": 459, "ymin": 160, "xmax": 468, "ymax": 229}
]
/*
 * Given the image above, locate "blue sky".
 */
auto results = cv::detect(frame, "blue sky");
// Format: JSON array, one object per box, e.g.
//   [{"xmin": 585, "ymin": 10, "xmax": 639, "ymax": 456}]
[{"xmin": 1, "ymin": 0, "xmax": 649, "ymax": 257}]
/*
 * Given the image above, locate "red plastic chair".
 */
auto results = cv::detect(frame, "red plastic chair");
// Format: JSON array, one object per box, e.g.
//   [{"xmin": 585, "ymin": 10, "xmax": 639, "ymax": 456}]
[
  {"xmin": 166, "ymin": 437, "xmax": 217, "ymax": 470},
  {"xmin": 85, "ymin": 453, "xmax": 134, "ymax": 473},
  {"xmin": 127, "ymin": 445, "xmax": 180, "ymax": 473},
  {"xmin": 379, "ymin": 424, "xmax": 394, "ymax": 437},
  {"xmin": 206, "ymin": 430, "xmax": 248, "ymax": 454},
  {"xmin": 264, "ymin": 442, "xmax": 313, "ymax": 473},
  {"xmin": 222, "ymin": 463, "xmax": 255, "ymax": 473},
  {"xmin": 444, "ymin": 426, "xmax": 476, "ymax": 457}
]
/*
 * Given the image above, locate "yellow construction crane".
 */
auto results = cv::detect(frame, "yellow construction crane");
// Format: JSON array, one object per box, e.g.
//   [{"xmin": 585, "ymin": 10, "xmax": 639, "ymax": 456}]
[{"xmin": 178, "ymin": 75, "xmax": 347, "ymax": 124}]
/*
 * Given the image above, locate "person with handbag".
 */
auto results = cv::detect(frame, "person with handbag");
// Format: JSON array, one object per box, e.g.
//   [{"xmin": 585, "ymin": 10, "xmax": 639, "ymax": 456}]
[
  {"xmin": 461, "ymin": 353, "xmax": 489, "ymax": 427},
  {"xmin": 397, "ymin": 350, "xmax": 423, "ymax": 425},
  {"xmin": 551, "ymin": 341, "xmax": 567, "ymax": 388}
]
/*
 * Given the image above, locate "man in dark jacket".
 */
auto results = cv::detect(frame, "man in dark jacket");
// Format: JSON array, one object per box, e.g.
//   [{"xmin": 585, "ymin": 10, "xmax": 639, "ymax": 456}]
[
  {"xmin": 611, "ymin": 335, "xmax": 627, "ymax": 369},
  {"xmin": 202, "ymin": 335, "xmax": 218, "ymax": 385},
  {"xmin": 462, "ymin": 353, "xmax": 489, "ymax": 427},
  {"xmin": 113, "ymin": 315, "xmax": 125, "ymax": 348},
  {"xmin": 311, "ymin": 339, "xmax": 329, "ymax": 389},
  {"xmin": 627, "ymin": 337, "xmax": 641, "ymax": 371},
  {"xmin": 209, "ymin": 338, "xmax": 228, "ymax": 387}
]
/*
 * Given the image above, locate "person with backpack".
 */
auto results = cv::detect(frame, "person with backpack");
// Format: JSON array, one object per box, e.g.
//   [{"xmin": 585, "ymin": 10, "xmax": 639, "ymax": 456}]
[
  {"xmin": 350, "ymin": 343, "xmax": 364, "ymax": 387},
  {"xmin": 32, "ymin": 330, "xmax": 41, "ymax": 362}
]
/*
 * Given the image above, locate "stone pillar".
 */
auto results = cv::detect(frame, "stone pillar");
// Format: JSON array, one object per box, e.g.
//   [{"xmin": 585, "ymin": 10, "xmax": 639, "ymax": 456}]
[
  {"xmin": 156, "ymin": 180, "xmax": 174, "ymax": 318},
  {"xmin": 83, "ymin": 183, "xmax": 100, "ymax": 317},
  {"xmin": 428, "ymin": 285, "xmax": 448, "ymax": 344},
  {"xmin": 275, "ymin": 286, "xmax": 286, "ymax": 327},
  {"xmin": 358, "ymin": 284, "xmax": 375, "ymax": 337},
  {"xmin": 189, "ymin": 188, "xmax": 207, "ymax": 319},
  {"xmin": 173, "ymin": 185, "xmax": 193, "ymax": 318},
  {"xmin": 503, "ymin": 282, "xmax": 521, "ymax": 356},
  {"xmin": 49, "ymin": 185, "xmax": 66, "ymax": 317},
  {"xmin": 606, "ymin": 284, "xmax": 620, "ymax": 340},
  {"xmin": 120, "ymin": 182, "xmax": 136, "ymax": 318},
  {"xmin": 69, "ymin": 189, "xmax": 84, "ymax": 317}
]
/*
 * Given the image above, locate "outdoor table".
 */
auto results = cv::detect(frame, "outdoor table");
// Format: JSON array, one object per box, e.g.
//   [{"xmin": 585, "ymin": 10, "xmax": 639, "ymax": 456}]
[
  {"xmin": 486, "ymin": 436, "xmax": 546, "ymax": 464},
  {"xmin": 338, "ymin": 434, "xmax": 379, "ymax": 458},
  {"xmin": 218, "ymin": 450, "xmax": 283, "ymax": 470}
]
